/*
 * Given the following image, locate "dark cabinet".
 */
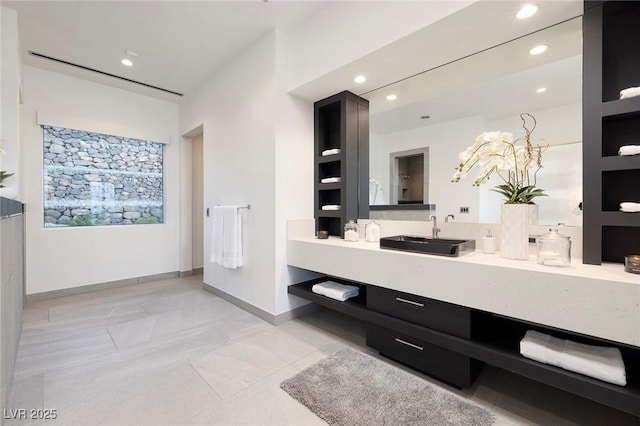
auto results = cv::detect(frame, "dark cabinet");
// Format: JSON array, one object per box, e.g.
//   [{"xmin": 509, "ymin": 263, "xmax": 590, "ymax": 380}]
[
  {"xmin": 367, "ymin": 285, "xmax": 472, "ymax": 339},
  {"xmin": 583, "ymin": 1, "xmax": 640, "ymax": 264},
  {"xmin": 366, "ymin": 324, "xmax": 479, "ymax": 388},
  {"xmin": 287, "ymin": 277, "xmax": 640, "ymax": 416},
  {"xmin": 366, "ymin": 285, "xmax": 480, "ymax": 388},
  {"xmin": 314, "ymin": 91, "xmax": 369, "ymax": 237}
]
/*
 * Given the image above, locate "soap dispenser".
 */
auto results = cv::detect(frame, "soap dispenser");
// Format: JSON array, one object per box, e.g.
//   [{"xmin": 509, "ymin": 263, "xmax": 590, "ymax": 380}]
[{"xmin": 483, "ymin": 229, "xmax": 496, "ymax": 254}]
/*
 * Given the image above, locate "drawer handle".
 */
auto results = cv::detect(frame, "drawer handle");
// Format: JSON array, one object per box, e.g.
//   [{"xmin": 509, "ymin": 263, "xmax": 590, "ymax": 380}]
[
  {"xmin": 395, "ymin": 297, "xmax": 424, "ymax": 307},
  {"xmin": 394, "ymin": 338, "xmax": 424, "ymax": 351}
]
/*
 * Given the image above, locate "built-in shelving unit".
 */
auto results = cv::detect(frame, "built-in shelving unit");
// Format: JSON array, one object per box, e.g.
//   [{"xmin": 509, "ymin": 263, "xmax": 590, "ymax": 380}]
[
  {"xmin": 288, "ymin": 279, "xmax": 640, "ymax": 417},
  {"xmin": 583, "ymin": 0, "xmax": 640, "ymax": 264},
  {"xmin": 314, "ymin": 91, "xmax": 369, "ymax": 237}
]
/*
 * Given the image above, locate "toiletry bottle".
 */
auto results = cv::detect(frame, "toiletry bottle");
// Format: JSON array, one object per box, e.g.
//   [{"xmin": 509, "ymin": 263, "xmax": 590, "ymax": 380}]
[{"xmin": 483, "ymin": 230, "xmax": 496, "ymax": 254}]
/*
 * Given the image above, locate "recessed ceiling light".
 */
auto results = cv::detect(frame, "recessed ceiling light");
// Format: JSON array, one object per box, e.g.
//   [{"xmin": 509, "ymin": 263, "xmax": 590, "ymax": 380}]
[
  {"xmin": 121, "ymin": 58, "xmax": 133, "ymax": 66},
  {"xmin": 386, "ymin": 94, "xmax": 397, "ymax": 101},
  {"xmin": 536, "ymin": 87, "xmax": 547, "ymax": 93},
  {"xmin": 354, "ymin": 75, "xmax": 366, "ymax": 84},
  {"xmin": 516, "ymin": 4, "xmax": 539, "ymax": 19},
  {"xmin": 529, "ymin": 44, "xmax": 548, "ymax": 55}
]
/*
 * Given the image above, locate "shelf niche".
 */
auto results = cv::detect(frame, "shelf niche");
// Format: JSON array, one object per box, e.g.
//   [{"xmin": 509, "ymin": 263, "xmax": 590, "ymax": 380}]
[
  {"xmin": 314, "ymin": 91, "xmax": 369, "ymax": 237},
  {"xmin": 583, "ymin": 0, "xmax": 640, "ymax": 264}
]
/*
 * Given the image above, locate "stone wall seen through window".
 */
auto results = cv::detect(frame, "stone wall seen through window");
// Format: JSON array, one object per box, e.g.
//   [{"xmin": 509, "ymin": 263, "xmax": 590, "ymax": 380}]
[{"xmin": 43, "ymin": 126, "xmax": 164, "ymax": 227}]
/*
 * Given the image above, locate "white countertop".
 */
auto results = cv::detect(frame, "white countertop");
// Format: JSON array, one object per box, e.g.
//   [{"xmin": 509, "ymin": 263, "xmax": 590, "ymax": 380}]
[{"xmin": 287, "ymin": 222, "xmax": 640, "ymax": 347}]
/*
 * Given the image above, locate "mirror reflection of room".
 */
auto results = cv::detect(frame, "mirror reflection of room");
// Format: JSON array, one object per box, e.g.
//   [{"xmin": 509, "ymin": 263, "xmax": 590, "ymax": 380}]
[{"xmin": 365, "ymin": 16, "xmax": 582, "ymax": 226}]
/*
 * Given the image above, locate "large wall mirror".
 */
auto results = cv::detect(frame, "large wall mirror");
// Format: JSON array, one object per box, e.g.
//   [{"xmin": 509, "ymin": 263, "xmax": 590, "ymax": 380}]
[{"xmin": 362, "ymin": 16, "xmax": 582, "ymax": 226}]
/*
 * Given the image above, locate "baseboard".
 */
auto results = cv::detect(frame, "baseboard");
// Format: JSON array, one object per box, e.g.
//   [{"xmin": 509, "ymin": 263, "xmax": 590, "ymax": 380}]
[
  {"xmin": 26, "ymin": 271, "xmax": 181, "ymax": 303},
  {"xmin": 179, "ymin": 267, "xmax": 203, "ymax": 278},
  {"xmin": 273, "ymin": 302, "xmax": 323, "ymax": 325},
  {"xmin": 202, "ymin": 283, "xmax": 322, "ymax": 325}
]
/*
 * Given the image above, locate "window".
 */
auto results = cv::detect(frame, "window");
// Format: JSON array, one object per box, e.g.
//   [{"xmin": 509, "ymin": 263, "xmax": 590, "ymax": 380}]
[{"xmin": 43, "ymin": 126, "xmax": 164, "ymax": 227}]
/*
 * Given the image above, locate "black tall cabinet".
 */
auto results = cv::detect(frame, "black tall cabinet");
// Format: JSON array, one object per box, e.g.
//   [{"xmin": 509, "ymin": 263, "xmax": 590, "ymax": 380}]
[
  {"xmin": 583, "ymin": 1, "xmax": 640, "ymax": 264},
  {"xmin": 314, "ymin": 91, "xmax": 369, "ymax": 237}
]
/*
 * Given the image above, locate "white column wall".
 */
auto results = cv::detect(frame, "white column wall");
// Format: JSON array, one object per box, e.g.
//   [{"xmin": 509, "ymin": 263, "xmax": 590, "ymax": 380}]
[
  {"xmin": 180, "ymin": 34, "xmax": 278, "ymax": 315},
  {"xmin": 274, "ymin": 30, "xmax": 317, "ymax": 315},
  {"xmin": 22, "ymin": 66, "xmax": 180, "ymax": 294}
]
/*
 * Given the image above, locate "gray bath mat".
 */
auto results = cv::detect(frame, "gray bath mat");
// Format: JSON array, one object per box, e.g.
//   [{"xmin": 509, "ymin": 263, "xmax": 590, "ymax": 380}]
[{"xmin": 280, "ymin": 347, "xmax": 495, "ymax": 426}]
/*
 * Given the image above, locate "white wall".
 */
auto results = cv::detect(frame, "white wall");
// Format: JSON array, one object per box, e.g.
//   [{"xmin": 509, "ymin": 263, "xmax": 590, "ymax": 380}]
[
  {"xmin": 180, "ymin": 30, "xmax": 316, "ymax": 318},
  {"xmin": 22, "ymin": 66, "xmax": 180, "ymax": 294},
  {"xmin": 1, "ymin": 6, "xmax": 22, "ymax": 197},
  {"xmin": 191, "ymin": 134, "xmax": 203, "ymax": 269},
  {"xmin": 181, "ymin": 34, "xmax": 279, "ymax": 315},
  {"xmin": 274, "ymin": 30, "xmax": 316, "ymax": 315}
]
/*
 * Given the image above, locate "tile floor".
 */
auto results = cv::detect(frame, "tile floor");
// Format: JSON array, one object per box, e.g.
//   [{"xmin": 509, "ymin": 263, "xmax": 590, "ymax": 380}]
[{"xmin": 6, "ymin": 275, "xmax": 640, "ymax": 426}]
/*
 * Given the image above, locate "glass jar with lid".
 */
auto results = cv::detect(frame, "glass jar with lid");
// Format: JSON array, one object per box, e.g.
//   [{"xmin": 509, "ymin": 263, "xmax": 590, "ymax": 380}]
[
  {"xmin": 536, "ymin": 228, "xmax": 571, "ymax": 267},
  {"xmin": 365, "ymin": 220, "xmax": 380, "ymax": 242},
  {"xmin": 344, "ymin": 220, "xmax": 359, "ymax": 242}
]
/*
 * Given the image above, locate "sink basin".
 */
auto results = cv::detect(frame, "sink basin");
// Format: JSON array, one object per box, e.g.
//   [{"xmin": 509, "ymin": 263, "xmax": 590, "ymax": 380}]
[{"xmin": 379, "ymin": 235, "xmax": 476, "ymax": 257}]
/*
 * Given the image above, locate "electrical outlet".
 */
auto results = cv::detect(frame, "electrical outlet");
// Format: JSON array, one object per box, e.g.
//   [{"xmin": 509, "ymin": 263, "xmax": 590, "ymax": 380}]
[{"xmin": 459, "ymin": 206, "xmax": 469, "ymax": 214}]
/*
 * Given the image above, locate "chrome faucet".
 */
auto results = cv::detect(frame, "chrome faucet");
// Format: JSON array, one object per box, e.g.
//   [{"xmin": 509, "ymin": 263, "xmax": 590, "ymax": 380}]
[
  {"xmin": 445, "ymin": 214, "xmax": 455, "ymax": 223},
  {"xmin": 429, "ymin": 215, "xmax": 440, "ymax": 239}
]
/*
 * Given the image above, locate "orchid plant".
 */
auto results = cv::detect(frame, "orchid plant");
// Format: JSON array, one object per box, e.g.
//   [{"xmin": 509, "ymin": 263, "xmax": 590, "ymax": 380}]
[{"xmin": 452, "ymin": 113, "xmax": 547, "ymax": 204}]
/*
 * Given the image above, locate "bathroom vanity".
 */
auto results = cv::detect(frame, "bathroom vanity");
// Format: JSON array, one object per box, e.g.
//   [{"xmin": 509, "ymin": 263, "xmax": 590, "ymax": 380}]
[{"xmin": 286, "ymin": 220, "xmax": 640, "ymax": 417}]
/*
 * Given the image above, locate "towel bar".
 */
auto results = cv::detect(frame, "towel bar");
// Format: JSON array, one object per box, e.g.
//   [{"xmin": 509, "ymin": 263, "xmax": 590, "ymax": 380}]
[
  {"xmin": 213, "ymin": 204, "xmax": 250, "ymax": 210},
  {"xmin": 207, "ymin": 205, "xmax": 250, "ymax": 217}
]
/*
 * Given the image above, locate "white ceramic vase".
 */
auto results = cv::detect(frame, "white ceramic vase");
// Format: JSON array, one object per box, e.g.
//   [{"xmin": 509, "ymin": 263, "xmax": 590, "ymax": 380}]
[{"xmin": 500, "ymin": 204, "xmax": 531, "ymax": 260}]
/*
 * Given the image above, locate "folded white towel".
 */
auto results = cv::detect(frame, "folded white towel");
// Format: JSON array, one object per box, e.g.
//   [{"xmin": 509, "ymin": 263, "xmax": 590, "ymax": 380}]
[
  {"xmin": 620, "ymin": 202, "xmax": 640, "ymax": 212},
  {"xmin": 321, "ymin": 204, "xmax": 341, "ymax": 211},
  {"xmin": 620, "ymin": 87, "xmax": 640, "ymax": 99},
  {"xmin": 322, "ymin": 148, "xmax": 341, "ymax": 156},
  {"xmin": 312, "ymin": 281, "xmax": 359, "ymax": 301},
  {"xmin": 520, "ymin": 329, "xmax": 549, "ymax": 362},
  {"xmin": 520, "ymin": 330, "xmax": 626, "ymax": 386},
  {"xmin": 618, "ymin": 145, "xmax": 640, "ymax": 156},
  {"xmin": 321, "ymin": 177, "xmax": 341, "ymax": 184}
]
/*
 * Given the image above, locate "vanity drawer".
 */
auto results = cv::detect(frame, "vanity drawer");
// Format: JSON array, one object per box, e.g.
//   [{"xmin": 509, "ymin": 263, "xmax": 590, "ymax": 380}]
[
  {"xmin": 366, "ymin": 324, "xmax": 480, "ymax": 388},
  {"xmin": 366, "ymin": 285, "xmax": 472, "ymax": 339}
]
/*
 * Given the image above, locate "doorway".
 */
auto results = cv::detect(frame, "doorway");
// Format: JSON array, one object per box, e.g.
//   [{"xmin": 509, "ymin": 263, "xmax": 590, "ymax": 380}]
[
  {"xmin": 191, "ymin": 134, "xmax": 204, "ymax": 271},
  {"xmin": 389, "ymin": 147, "xmax": 429, "ymax": 205}
]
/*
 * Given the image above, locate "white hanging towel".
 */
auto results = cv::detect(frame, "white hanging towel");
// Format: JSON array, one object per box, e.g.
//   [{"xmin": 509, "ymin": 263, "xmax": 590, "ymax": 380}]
[{"xmin": 210, "ymin": 206, "xmax": 243, "ymax": 269}]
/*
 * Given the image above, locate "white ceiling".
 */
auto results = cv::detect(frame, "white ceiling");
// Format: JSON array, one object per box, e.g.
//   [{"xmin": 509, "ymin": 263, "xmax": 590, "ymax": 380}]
[
  {"xmin": 2, "ymin": 0, "xmax": 326, "ymax": 101},
  {"xmin": 290, "ymin": 0, "xmax": 583, "ymax": 101},
  {"xmin": 2, "ymin": 0, "xmax": 584, "ymax": 108}
]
